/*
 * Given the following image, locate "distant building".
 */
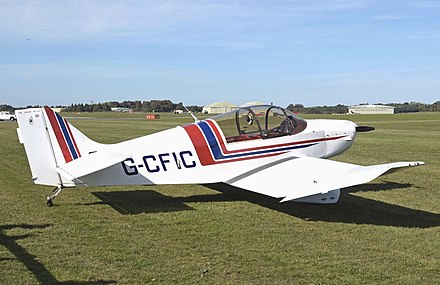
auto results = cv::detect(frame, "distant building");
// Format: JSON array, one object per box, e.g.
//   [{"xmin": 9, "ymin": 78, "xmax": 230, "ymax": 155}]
[
  {"xmin": 111, "ymin": 107, "xmax": 132, "ymax": 113},
  {"xmin": 173, "ymin": 109, "xmax": 184, "ymax": 114},
  {"xmin": 348, "ymin": 104, "xmax": 395, "ymax": 114},
  {"xmin": 202, "ymin": 102, "xmax": 239, "ymax": 114},
  {"xmin": 51, "ymin": 108, "xmax": 64, "ymax": 113},
  {"xmin": 239, "ymin": 101, "xmax": 268, "ymax": 107}
]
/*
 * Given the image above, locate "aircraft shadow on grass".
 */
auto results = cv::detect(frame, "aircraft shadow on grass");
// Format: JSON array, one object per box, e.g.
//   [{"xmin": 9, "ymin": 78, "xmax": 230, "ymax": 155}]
[
  {"xmin": 0, "ymin": 224, "xmax": 116, "ymax": 285},
  {"xmin": 91, "ymin": 181, "xmax": 440, "ymax": 228}
]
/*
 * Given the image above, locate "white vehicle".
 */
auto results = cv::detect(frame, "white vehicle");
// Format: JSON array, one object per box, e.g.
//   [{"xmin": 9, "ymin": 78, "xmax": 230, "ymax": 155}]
[
  {"xmin": 0, "ymin": 111, "xmax": 16, "ymax": 121},
  {"xmin": 15, "ymin": 105, "xmax": 424, "ymax": 207}
]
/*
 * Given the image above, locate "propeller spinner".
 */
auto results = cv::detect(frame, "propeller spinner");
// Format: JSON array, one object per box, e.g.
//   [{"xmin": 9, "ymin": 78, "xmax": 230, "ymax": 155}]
[{"xmin": 355, "ymin": 126, "xmax": 375, "ymax": 132}]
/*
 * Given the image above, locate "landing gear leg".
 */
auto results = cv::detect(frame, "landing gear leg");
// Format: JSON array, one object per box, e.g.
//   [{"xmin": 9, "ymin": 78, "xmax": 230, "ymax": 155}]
[{"xmin": 46, "ymin": 186, "xmax": 63, "ymax": 207}]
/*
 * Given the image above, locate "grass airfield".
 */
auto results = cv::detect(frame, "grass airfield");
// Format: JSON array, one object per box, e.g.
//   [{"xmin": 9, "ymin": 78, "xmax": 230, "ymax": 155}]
[{"xmin": 0, "ymin": 111, "xmax": 439, "ymax": 285}]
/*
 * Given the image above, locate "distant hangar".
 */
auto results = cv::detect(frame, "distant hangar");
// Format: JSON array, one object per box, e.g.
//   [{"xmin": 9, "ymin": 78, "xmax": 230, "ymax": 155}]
[
  {"xmin": 348, "ymin": 104, "xmax": 395, "ymax": 114},
  {"xmin": 202, "ymin": 101, "xmax": 268, "ymax": 114},
  {"xmin": 202, "ymin": 102, "xmax": 239, "ymax": 114}
]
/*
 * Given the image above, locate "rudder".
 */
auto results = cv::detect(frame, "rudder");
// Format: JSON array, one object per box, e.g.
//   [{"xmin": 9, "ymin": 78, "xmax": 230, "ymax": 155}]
[{"xmin": 16, "ymin": 107, "xmax": 99, "ymax": 187}]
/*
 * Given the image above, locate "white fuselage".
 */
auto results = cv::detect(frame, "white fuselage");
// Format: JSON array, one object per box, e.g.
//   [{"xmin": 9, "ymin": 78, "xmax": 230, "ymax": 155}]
[{"xmin": 78, "ymin": 119, "xmax": 357, "ymax": 187}]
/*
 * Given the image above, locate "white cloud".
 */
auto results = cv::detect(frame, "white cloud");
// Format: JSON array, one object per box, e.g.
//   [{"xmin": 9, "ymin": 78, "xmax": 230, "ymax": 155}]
[
  {"xmin": 371, "ymin": 15, "xmax": 414, "ymax": 21},
  {"xmin": 0, "ymin": 60, "xmax": 212, "ymax": 85},
  {"xmin": 287, "ymin": 69, "xmax": 418, "ymax": 80},
  {"xmin": 0, "ymin": 0, "xmax": 372, "ymax": 47},
  {"xmin": 408, "ymin": 0, "xmax": 440, "ymax": 8}
]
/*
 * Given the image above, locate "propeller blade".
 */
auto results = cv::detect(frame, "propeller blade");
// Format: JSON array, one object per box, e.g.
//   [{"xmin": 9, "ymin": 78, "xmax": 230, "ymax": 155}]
[{"xmin": 356, "ymin": 126, "xmax": 375, "ymax": 132}]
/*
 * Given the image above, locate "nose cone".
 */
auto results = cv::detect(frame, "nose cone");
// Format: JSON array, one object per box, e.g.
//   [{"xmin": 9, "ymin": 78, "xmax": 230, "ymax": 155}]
[
  {"xmin": 324, "ymin": 120, "xmax": 357, "ymax": 140},
  {"xmin": 323, "ymin": 120, "xmax": 357, "ymax": 158}
]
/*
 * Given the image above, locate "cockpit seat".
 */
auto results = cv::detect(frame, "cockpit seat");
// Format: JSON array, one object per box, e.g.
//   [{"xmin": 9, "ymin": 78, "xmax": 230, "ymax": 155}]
[{"xmin": 226, "ymin": 134, "xmax": 261, "ymax": 143}]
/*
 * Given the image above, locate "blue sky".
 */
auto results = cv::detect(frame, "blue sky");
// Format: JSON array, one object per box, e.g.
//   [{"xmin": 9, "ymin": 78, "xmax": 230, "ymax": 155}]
[{"xmin": 1, "ymin": 0, "xmax": 439, "ymax": 107}]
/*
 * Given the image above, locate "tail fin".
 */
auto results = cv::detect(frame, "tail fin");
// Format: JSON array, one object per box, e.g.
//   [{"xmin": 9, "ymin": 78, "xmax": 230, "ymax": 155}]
[{"xmin": 16, "ymin": 107, "xmax": 100, "ymax": 187}]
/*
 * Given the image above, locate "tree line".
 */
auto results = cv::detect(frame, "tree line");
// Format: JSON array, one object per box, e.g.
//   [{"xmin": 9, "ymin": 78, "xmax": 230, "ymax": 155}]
[
  {"xmin": 62, "ymin": 100, "xmax": 202, "ymax": 113},
  {"xmin": 286, "ymin": 101, "xmax": 440, "ymax": 114},
  {"xmin": 2, "ymin": 101, "xmax": 439, "ymax": 114}
]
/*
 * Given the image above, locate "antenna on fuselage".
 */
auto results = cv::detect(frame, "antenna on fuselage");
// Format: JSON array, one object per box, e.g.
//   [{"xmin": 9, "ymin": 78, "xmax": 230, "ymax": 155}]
[{"xmin": 183, "ymin": 105, "xmax": 200, "ymax": 123}]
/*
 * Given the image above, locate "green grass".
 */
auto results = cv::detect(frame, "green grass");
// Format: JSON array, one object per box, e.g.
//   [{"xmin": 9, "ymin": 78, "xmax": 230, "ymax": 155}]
[{"xmin": 0, "ymin": 112, "xmax": 439, "ymax": 285}]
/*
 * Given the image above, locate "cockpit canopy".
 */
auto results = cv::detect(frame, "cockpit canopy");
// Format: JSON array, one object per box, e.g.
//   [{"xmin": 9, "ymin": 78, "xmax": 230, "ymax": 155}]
[{"xmin": 210, "ymin": 105, "xmax": 307, "ymax": 143}]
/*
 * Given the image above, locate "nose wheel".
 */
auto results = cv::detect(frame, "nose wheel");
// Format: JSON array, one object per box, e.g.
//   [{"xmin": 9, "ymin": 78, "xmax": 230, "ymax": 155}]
[{"xmin": 46, "ymin": 186, "xmax": 63, "ymax": 207}]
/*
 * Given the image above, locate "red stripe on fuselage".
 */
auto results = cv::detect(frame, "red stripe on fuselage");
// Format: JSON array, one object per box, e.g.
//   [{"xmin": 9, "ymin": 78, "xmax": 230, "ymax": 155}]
[
  {"xmin": 183, "ymin": 123, "xmax": 216, "ymax": 165},
  {"xmin": 205, "ymin": 119, "xmax": 343, "ymax": 155},
  {"xmin": 184, "ymin": 120, "xmax": 347, "ymax": 166},
  {"xmin": 183, "ymin": 123, "xmax": 291, "ymax": 165},
  {"xmin": 44, "ymin": 106, "xmax": 72, "ymax": 163}
]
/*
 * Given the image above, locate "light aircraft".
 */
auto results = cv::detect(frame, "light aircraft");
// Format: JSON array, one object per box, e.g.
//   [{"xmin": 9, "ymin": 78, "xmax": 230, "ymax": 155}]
[{"xmin": 15, "ymin": 105, "xmax": 424, "ymax": 207}]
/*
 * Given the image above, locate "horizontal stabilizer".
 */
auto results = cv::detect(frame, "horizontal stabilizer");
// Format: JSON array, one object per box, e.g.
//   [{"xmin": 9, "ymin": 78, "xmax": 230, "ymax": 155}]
[
  {"xmin": 56, "ymin": 150, "xmax": 127, "ymax": 182},
  {"xmin": 225, "ymin": 155, "xmax": 424, "ymax": 203}
]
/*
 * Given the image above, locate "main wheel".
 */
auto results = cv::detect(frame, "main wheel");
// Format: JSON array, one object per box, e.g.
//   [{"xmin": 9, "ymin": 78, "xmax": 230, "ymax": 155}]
[
  {"xmin": 46, "ymin": 198, "xmax": 54, "ymax": 207},
  {"xmin": 10, "ymin": 117, "xmax": 15, "ymax": 121}
]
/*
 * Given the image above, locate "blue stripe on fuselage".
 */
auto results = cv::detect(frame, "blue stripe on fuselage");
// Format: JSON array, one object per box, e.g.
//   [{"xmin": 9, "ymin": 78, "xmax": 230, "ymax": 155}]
[
  {"xmin": 197, "ymin": 121, "xmax": 316, "ymax": 160},
  {"xmin": 198, "ymin": 121, "xmax": 223, "ymax": 159}
]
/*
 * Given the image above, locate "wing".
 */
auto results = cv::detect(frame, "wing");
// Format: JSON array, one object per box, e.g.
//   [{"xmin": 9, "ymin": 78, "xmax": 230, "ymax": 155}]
[{"xmin": 224, "ymin": 155, "xmax": 424, "ymax": 202}]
